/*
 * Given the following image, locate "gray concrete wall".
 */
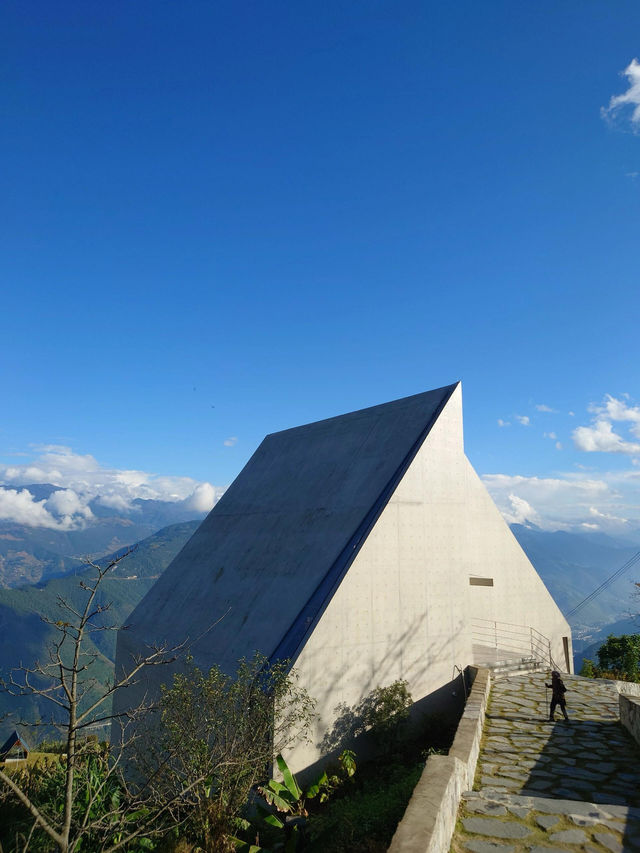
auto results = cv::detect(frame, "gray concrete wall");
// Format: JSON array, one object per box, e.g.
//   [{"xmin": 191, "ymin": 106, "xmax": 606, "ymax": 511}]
[
  {"xmin": 286, "ymin": 385, "xmax": 468, "ymax": 770},
  {"xmin": 615, "ymin": 679, "xmax": 640, "ymax": 697},
  {"xmin": 462, "ymin": 459, "xmax": 573, "ymax": 673},
  {"xmin": 388, "ymin": 666, "xmax": 491, "ymax": 853},
  {"xmin": 285, "ymin": 385, "xmax": 570, "ymax": 772},
  {"xmin": 619, "ymin": 694, "xmax": 640, "ymax": 748},
  {"xmin": 113, "ymin": 385, "xmax": 457, "ymax": 733}
]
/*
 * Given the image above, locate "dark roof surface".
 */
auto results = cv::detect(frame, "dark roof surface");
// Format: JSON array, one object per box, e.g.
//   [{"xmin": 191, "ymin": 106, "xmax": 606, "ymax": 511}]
[
  {"xmin": 0, "ymin": 729, "xmax": 29, "ymax": 757},
  {"xmin": 126, "ymin": 383, "xmax": 458, "ymax": 672}
]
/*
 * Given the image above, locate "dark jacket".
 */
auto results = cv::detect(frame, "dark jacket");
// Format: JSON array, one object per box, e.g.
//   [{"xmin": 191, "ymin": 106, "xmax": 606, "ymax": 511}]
[{"xmin": 546, "ymin": 676, "xmax": 566, "ymax": 702}]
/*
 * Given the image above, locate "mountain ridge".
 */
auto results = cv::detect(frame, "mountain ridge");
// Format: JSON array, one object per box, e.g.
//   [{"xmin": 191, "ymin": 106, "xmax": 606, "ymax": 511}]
[
  {"xmin": 0, "ymin": 482, "xmax": 213, "ymax": 587},
  {"xmin": 0, "ymin": 513, "xmax": 639, "ymax": 741},
  {"xmin": 0, "ymin": 520, "xmax": 200, "ymax": 738}
]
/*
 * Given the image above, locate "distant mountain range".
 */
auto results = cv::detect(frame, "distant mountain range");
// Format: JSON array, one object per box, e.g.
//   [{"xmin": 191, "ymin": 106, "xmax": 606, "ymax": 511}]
[
  {"xmin": 510, "ymin": 524, "xmax": 640, "ymax": 654},
  {"xmin": 0, "ymin": 500, "xmax": 638, "ymax": 741},
  {"xmin": 0, "ymin": 520, "xmax": 200, "ymax": 738},
  {"xmin": 0, "ymin": 483, "xmax": 212, "ymax": 587}
]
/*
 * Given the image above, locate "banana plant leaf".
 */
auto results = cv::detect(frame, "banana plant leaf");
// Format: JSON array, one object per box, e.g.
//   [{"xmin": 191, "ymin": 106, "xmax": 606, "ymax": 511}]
[
  {"xmin": 228, "ymin": 836, "xmax": 264, "ymax": 853},
  {"xmin": 276, "ymin": 754, "xmax": 302, "ymax": 801},
  {"xmin": 258, "ymin": 783, "xmax": 295, "ymax": 813},
  {"xmin": 304, "ymin": 770, "xmax": 328, "ymax": 799}
]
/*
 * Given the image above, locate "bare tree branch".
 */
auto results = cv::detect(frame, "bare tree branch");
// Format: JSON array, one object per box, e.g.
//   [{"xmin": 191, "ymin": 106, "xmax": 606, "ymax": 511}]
[{"xmin": 0, "ymin": 547, "xmax": 233, "ymax": 852}]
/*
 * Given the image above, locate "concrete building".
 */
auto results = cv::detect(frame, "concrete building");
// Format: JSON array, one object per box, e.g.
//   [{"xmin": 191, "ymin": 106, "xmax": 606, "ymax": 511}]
[
  {"xmin": 0, "ymin": 729, "xmax": 30, "ymax": 763},
  {"xmin": 114, "ymin": 383, "xmax": 571, "ymax": 772}
]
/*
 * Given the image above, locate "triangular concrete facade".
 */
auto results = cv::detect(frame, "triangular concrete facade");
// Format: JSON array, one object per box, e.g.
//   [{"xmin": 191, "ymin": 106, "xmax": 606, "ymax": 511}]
[
  {"xmin": 116, "ymin": 383, "xmax": 458, "ymax": 678},
  {"xmin": 284, "ymin": 384, "xmax": 570, "ymax": 770},
  {"xmin": 114, "ymin": 383, "xmax": 571, "ymax": 772}
]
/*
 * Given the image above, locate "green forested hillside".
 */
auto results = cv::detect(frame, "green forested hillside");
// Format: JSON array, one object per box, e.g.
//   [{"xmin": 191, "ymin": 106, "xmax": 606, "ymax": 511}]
[
  {"xmin": 510, "ymin": 524, "xmax": 639, "ymax": 627},
  {"xmin": 0, "ymin": 520, "xmax": 199, "ymax": 739},
  {"xmin": 0, "ymin": 483, "xmax": 210, "ymax": 587}
]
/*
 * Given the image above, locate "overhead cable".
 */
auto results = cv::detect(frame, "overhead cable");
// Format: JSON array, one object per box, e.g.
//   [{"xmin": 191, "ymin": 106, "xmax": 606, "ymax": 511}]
[{"xmin": 566, "ymin": 551, "xmax": 640, "ymax": 618}]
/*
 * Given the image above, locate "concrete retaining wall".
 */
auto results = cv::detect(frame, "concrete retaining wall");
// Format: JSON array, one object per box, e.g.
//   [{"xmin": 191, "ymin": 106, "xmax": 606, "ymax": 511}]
[
  {"xmin": 615, "ymin": 679, "xmax": 640, "ymax": 697},
  {"xmin": 388, "ymin": 666, "xmax": 491, "ymax": 853},
  {"xmin": 620, "ymin": 694, "xmax": 640, "ymax": 747}
]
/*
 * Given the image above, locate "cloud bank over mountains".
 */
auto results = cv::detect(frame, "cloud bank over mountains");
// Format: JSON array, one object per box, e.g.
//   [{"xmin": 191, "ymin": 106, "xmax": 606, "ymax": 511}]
[
  {"xmin": 0, "ymin": 446, "xmax": 225, "ymax": 530},
  {"xmin": 4, "ymin": 393, "xmax": 640, "ymax": 541},
  {"xmin": 484, "ymin": 394, "xmax": 640, "ymax": 538},
  {"xmin": 482, "ymin": 472, "xmax": 629, "ymax": 533}
]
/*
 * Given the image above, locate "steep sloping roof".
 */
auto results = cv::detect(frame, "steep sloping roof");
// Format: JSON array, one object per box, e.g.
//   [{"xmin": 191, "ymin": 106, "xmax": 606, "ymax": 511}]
[
  {"xmin": 126, "ymin": 383, "xmax": 458, "ymax": 672},
  {"xmin": 0, "ymin": 729, "xmax": 29, "ymax": 759}
]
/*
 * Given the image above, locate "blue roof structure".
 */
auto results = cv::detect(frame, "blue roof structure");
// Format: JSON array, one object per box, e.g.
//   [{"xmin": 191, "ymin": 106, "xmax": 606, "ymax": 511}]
[
  {"xmin": 0, "ymin": 729, "xmax": 29, "ymax": 760},
  {"xmin": 123, "ymin": 383, "xmax": 458, "ymax": 673}
]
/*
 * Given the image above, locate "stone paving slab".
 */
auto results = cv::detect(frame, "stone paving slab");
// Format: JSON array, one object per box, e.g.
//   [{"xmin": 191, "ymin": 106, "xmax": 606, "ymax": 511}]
[{"xmin": 450, "ymin": 673, "xmax": 640, "ymax": 853}]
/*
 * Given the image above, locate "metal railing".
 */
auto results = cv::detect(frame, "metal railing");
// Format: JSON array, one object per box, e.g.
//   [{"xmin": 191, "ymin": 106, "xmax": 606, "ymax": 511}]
[{"xmin": 471, "ymin": 618, "xmax": 560, "ymax": 671}]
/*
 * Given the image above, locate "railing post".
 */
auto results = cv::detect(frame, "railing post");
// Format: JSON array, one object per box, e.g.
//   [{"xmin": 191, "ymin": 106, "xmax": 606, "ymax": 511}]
[{"xmin": 530, "ymin": 627, "xmax": 534, "ymax": 659}]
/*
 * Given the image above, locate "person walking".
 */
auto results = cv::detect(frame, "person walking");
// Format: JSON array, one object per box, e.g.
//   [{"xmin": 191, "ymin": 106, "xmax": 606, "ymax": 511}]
[{"xmin": 546, "ymin": 670, "xmax": 569, "ymax": 722}]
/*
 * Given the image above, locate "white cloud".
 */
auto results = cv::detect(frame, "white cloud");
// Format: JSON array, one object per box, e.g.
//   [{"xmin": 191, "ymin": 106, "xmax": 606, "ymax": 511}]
[
  {"xmin": 601, "ymin": 58, "xmax": 640, "ymax": 132},
  {"xmin": 46, "ymin": 488, "xmax": 94, "ymax": 521},
  {"xmin": 555, "ymin": 441, "xmax": 563, "ymax": 451},
  {"xmin": 497, "ymin": 419, "xmax": 510, "ymax": 427},
  {"xmin": 544, "ymin": 432, "xmax": 557, "ymax": 440},
  {"xmin": 223, "ymin": 437, "xmax": 238, "ymax": 447},
  {"xmin": 0, "ymin": 488, "xmax": 72, "ymax": 530},
  {"xmin": 515, "ymin": 415, "xmax": 530, "ymax": 426},
  {"xmin": 589, "ymin": 394, "xmax": 640, "ymax": 438},
  {"xmin": 573, "ymin": 419, "xmax": 640, "ymax": 454},
  {"xmin": 572, "ymin": 394, "xmax": 640, "ymax": 455},
  {"xmin": 536, "ymin": 404, "xmax": 556, "ymax": 413},
  {"xmin": 483, "ymin": 474, "xmax": 608, "ymax": 499},
  {"xmin": 501, "ymin": 494, "xmax": 541, "ymax": 527},
  {"xmin": 482, "ymin": 473, "xmax": 610, "ymax": 532},
  {"xmin": 95, "ymin": 493, "xmax": 133, "ymax": 512},
  {"xmin": 183, "ymin": 483, "xmax": 217, "ymax": 513},
  {"xmin": 589, "ymin": 506, "xmax": 628, "ymax": 525},
  {"xmin": 0, "ymin": 446, "xmax": 224, "ymax": 529},
  {"xmin": 482, "ymin": 465, "xmax": 640, "ymax": 534},
  {"xmin": 589, "ymin": 395, "xmax": 635, "ymax": 419}
]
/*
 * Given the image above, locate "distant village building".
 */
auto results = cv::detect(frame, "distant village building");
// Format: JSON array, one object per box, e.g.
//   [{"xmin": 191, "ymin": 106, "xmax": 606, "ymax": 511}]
[
  {"xmin": 0, "ymin": 729, "xmax": 30, "ymax": 763},
  {"xmin": 114, "ymin": 383, "xmax": 571, "ymax": 772}
]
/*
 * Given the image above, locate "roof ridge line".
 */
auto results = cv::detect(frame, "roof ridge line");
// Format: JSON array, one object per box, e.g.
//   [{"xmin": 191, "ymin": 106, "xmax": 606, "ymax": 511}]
[
  {"xmin": 269, "ymin": 382, "xmax": 459, "ymax": 666},
  {"xmin": 264, "ymin": 382, "xmax": 460, "ymax": 440}
]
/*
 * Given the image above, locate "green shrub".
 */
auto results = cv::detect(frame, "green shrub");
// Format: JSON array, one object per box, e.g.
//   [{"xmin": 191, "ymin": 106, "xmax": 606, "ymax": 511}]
[
  {"xmin": 580, "ymin": 658, "xmax": 597, "ymax": 678},
  {"xmin": 597, "ymin": 634, "xmax": 640, "ymax": 681},
  {"xmin": 307, "ymin": 760, "xmax": 423, "ymax": 852},
  {"xmin": 320, "ymin": 679, "xmax": 413, "ymax": 756},
  {"xmin": 140, "ymin": 653, "xmax": 315, "ymax": 850},
  {"xmin": 579, "ymin": 635, "xmax": 640, "ymax": 683}
]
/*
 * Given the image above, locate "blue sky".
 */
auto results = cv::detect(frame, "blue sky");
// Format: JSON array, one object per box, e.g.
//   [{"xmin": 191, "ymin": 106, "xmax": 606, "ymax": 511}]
[{"xmin": 2, "ymin": 2, "xmax": 640, "ymax": 535}]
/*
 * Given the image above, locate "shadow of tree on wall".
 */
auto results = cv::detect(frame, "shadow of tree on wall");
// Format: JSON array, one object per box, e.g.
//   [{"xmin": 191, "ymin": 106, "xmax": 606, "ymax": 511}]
[
  {"xmin": 308, "ymin": 608, "xmax": 468, "ymax": 721},
  {"xmin": 319, "ymin": 680, "xmax": 412, "ymax": 755},
  {"xmin": 319, "ymin": 672, "xmax": 466, "ymax": 763}
]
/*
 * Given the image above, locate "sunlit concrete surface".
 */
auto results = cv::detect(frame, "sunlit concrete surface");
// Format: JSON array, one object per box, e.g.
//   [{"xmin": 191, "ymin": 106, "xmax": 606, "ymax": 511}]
[{"xmin": 113, "ymin": 383, "xmax": 571, "ymax": 771}]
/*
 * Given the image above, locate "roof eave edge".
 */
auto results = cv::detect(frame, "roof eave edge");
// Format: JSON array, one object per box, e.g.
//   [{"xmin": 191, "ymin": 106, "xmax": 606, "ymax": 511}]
[{"xmin": 269, "ymin": 381, "xmax": 460, "ymax": 668}]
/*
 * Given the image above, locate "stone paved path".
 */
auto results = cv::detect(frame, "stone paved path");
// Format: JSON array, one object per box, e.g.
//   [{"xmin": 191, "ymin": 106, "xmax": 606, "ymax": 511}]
[{"xmin": 451, "ymin": 673, "xmax": 640, "ymax": 853}]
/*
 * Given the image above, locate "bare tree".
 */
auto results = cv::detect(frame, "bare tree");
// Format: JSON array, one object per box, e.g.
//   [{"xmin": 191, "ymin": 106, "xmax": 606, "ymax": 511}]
[{"xmin": 0, "ymin": 550, "xmax": 219, "ymax": 853}]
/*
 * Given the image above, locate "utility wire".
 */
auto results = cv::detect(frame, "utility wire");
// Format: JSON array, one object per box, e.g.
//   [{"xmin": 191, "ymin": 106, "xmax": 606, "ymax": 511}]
[{"xmin": 566, "ymin": 551, "xmax": 640, "ymax": 618}]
